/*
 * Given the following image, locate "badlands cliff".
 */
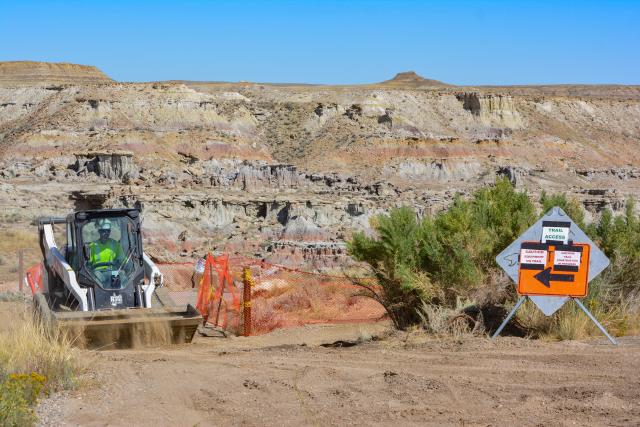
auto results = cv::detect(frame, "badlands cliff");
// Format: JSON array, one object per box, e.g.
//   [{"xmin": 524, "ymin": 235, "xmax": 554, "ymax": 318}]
[{"xmin": 1, "ymin": 62, "xmax": 639, "ymax": 267}]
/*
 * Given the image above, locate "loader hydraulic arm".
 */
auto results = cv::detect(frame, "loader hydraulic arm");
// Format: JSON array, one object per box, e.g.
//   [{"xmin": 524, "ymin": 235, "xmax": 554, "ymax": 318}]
[
  {"xmin": 142, "ymin": 253, "xmax": 163, "ymax": 308},
  {"xmin": 38, "ymin": 220, "xmax": 89, "ymax": 311}
]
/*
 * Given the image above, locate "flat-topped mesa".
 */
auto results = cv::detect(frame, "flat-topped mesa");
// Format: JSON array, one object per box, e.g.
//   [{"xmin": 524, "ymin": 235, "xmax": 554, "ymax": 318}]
[
  {"xmin": 0, "ymin": 61, "xmax": 113, "ymax": 85},
  {"xmin": 381, "ymin": 71, "xmax": 451, "ymax": 87}
]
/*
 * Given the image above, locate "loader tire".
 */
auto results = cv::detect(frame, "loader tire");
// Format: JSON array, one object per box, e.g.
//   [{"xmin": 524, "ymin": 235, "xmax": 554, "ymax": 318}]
[{"xmin": 33, "ymin": 293, "xmax": 54, "ymax": 331}]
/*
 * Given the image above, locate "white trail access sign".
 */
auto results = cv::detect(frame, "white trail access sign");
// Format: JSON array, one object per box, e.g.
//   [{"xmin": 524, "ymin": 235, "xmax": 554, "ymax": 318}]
[{"xmin": 493, "ymin": 206, "xmax": 617, "ymax": 345}]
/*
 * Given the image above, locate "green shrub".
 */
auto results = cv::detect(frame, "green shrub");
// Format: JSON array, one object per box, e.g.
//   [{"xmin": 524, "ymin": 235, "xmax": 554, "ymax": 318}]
[
  {"xmin": 421, "ymin": 179, "xmax": 536, "ymax": 297},
  {"xmin": 0, "ymin": 373, "xmax": 46, "ymax": 427},
  {"xmin": 350, "ymin": 179, "xmax": 640, "ymax": 336},
  {"xmin": 348, "ymin": 207, "xmax": 436, "ymax": 329},
  {"xmin": 348, "ymin": 178, "xmax": 537, "ymax": 329},
  {"xmin": 587, "ymin": 199, "xmax": 640, "ymax": 297},
  {"xmin": 540, "ymin": 191, "xmax": 586, "ymax": 228}
]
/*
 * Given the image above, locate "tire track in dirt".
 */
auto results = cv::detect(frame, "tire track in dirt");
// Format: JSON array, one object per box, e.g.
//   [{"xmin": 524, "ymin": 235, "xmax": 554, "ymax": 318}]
[{"xmin": 37, "ymin": 326, "xmax": 640, "ymax": 426}]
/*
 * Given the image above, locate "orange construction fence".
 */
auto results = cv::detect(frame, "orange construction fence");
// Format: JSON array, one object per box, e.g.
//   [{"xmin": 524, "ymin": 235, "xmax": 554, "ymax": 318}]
[
  {"xmin": 195, "ymin": 253, "xmax": 242, "ymax": 332},
  {"xmin": 25, "ymin": 263, "xmax": 45, "ymax": 295},
  {"xmin": 19, "ymin": 255, "xmax": 383, "ymax": 337},
  {"xmin": 159, "ymin": 254, "xmax": 386, "ymax": 336}
]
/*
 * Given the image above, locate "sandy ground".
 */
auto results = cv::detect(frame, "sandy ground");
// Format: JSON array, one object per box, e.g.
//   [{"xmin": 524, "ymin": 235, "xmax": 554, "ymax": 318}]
[{"xmin": 32, "ymin": 320, "xmax": 640, "ymax": 427}]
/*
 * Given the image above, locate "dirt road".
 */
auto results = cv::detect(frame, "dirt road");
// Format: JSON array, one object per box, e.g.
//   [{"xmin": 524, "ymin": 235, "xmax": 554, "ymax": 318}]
[{"xmin": 36, "ymin": 322, "xmax": 640, "ymax": 426}]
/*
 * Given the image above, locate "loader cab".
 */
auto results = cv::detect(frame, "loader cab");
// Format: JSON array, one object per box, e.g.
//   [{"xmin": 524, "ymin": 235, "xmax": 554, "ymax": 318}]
[{"xmin": 71, "ymin": 209, "xmax": 145, "ymax": 310}]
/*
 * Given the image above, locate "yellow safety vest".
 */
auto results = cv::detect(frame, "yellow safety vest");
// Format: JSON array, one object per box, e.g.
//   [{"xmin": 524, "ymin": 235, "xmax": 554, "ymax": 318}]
[{"xmin": 89, "ymin": 239, "xmax": 124, "ymax": 268}]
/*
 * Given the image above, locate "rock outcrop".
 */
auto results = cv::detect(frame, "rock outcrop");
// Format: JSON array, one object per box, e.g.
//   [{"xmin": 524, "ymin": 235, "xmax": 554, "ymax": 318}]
[
  {"xmin": 1, "ymin": 70, "xmax": 639, "ymax": 268},
  {"xmin": 456, "ymin": 92, "xmax": 523, "ymax": 129},
  {"xmin": 0, "ymin": 61, "xmax": 112, "ymax": 85},
  {"xmin": 73, "ymin": 152, "xmax": 139, "ymax": 182}
]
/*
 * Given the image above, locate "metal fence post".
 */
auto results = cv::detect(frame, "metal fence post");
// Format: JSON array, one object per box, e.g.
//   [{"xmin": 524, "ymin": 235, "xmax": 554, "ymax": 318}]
[
  {"xmin": 242, "ymin": 267, "xmax": 252, "ymax": 337},
  {"xmin": 17, "ymin": 249, "xmax": 24, "ymax": 292}
]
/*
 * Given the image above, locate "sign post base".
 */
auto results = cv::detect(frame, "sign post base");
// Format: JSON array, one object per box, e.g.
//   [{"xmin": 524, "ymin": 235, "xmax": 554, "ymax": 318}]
[
  {"xmin": 573, "ymin": 298, "xmax": 618, "ymax": 345},
  {"xmin": 491, "ymin": 297, "xmax": 618, "ymax": 345},
  {"xmin": 491, "ymin": 296, "xmax": 526, "ymax": 339}
]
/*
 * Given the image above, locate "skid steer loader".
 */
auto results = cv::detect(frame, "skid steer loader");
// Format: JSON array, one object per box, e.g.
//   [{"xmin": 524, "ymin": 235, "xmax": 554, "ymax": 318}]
[{"xmin": 33, "ymin": 208, "xmax": 202, "ymax": 348}]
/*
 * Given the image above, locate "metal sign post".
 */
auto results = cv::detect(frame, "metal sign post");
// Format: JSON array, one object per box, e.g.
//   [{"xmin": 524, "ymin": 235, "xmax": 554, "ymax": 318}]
[
  {"xmin": 493, "ymin": 206, "xmax": 617, "ymax": 345},
  {"xmin": 492, "ymin": 296, "xmax": 526, "ymax": 338},
  {"xmin": 573, "ymin": 299, "xmax": 617, "ymax": 344}
]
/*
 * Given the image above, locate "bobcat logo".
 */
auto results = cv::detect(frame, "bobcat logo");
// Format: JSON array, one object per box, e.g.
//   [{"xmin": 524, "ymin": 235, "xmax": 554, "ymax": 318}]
[{"xmin": 110, "ymin": 294, "xmax": 123, "ymax": 306}]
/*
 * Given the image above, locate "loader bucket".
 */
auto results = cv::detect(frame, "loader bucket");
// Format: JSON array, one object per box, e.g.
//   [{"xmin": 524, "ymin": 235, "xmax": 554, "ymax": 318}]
[
  {"xmin": 34, "ymin": 292, "xmax": 202, "ymax": 348},
  {"xmin": 55, "ymin": 305, "xmax": 202, "ymax": 348}
]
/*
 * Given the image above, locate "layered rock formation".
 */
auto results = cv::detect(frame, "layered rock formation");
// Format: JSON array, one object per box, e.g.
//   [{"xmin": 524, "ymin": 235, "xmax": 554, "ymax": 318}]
[
  {"xmin": 0, "ymin": 61, "xmax": 112, "ymax": 85},
  {"xmin": 72, "ymin": 152, "xmax": 139, "ymax": 182},
  {"xmin": 456, "ymin": 92, "xmax": 523, "ymax": 129},
  {"xmin": 1, "ymin": 66, "xmax": 639, "ymax": 269}
]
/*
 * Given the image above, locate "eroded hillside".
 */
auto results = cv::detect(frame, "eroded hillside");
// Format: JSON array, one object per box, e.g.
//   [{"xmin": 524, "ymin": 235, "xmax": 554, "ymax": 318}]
[{"xmin": 1, "ymin": 66, "xmax": 639, "ymax": 267}]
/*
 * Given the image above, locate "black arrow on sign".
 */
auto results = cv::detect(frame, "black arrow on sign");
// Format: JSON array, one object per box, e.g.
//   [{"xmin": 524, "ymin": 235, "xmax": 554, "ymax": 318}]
[{"xmin": 533, "ymin": 268, "xmax": 575, "ymax": 288}]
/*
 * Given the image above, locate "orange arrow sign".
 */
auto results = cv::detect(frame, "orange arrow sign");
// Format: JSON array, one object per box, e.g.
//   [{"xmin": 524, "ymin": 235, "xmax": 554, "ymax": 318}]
[
  {"xmin": 533, "ymin": 268, "xmax": 574, "ymax": 288},
  {"xmin": 517, "ymin": 242, "xmax": 590, "ymax": 297}
]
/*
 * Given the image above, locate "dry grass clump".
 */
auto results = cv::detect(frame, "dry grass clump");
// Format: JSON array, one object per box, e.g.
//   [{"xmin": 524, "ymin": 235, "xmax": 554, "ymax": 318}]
[
  {"xmin": 0, "ymin": 227, "xmax": 40, "ymax": 281},
  {"xmin": 0, "ymin": 308, "xmax": 79, "ymax": 389},
  {"xmin": 513, "ymin": 300, "xmax": 551, "ymax": 336},
  {"xmin": 0, "ymin": 304, "xmax": 81, "ymax": 426},
  {"xmin": 515, "ymin": 295, "xmax": 640, "ymax": 341},
  {"xmin": 418, "ymin": 298, "xmax": 487, "ymax": 339},
  {"xmin": 553, "ymin": 299, "xmax": 639, "ymax": 340},
  {"xmin": 0, "ymin": 229, "xmax": 38, "ymax": 256},
  {"xmin": 0, "ymin": 291, "xmax": 29, "ymax": 303},
  {"xmin": 0, "ymin": 212, "xmax": 24, "ymax": 224}
]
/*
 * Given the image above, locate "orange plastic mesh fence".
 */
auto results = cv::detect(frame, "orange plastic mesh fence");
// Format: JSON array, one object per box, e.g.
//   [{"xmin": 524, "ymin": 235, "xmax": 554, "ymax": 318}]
[
  {"xmin": 196, "ymin": 253, "xmax": 242, "ymax": 332},
  {"xmin": 157, "ymin": 255, "xmax": 386, "ymax": 335},
  {"xmin": 25, "ymin": 263, "xmax": 45, "ymax": 295}
]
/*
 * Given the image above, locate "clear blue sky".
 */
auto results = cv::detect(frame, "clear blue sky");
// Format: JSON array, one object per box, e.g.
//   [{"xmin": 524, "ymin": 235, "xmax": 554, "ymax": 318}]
[{"xmin": 1, "ymin": 0, "xmax": 638, "ymax": 85}]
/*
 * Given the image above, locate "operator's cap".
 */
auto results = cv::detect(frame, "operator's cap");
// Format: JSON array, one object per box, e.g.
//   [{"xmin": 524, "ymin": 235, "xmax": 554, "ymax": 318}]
[{"xmin": 97, "ymin": 218, "xmax": 112, "ymax": 231}]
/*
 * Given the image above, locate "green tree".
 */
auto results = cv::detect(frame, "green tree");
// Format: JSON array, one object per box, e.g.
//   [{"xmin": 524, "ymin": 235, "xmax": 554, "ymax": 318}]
[
  {"xmin": 348, "ymin": 207, "xmax": 434, "ymax": 329},
  {"xmin": 418, "ymin": 178, "xmax": 536, "ymax": 298},
  {"xmin": 348, "ymin": 178, "xmax": 537, "ymax": 328},
  {"xmin": 587, "ymin": 199, "xmax": 640, "ymax": 296},
  {"xmin": 540, "ymin": 191, "xmax": 586, "ymax": 228}
]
